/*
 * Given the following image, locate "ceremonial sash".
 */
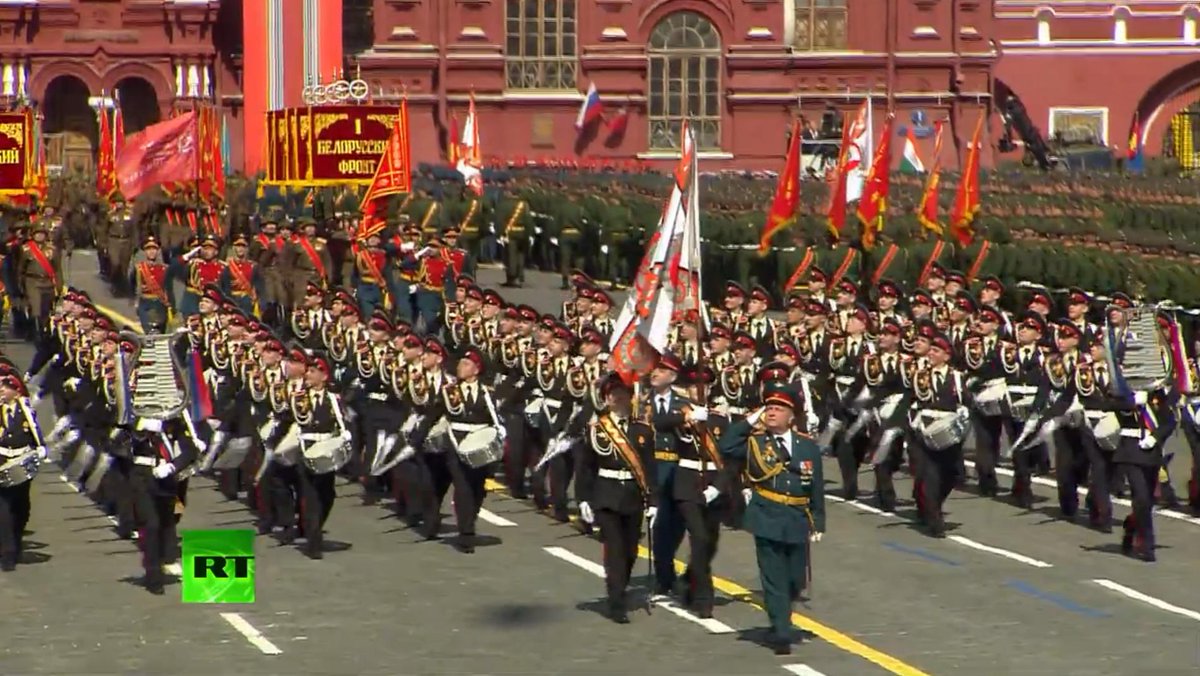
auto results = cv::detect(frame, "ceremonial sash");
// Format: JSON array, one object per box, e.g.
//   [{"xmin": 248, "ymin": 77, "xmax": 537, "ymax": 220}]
[
  {"xmin": 459, "ymin": 199, "xmax": 480, "ymax": 230},
  {"xmin": 596, "ymin": 413, "xmax": 650, "ymax": 498},
  {"xmin": 24, "ymin": 242, "xmax": 58, "ymax": 288},
  {"xmin": 297, "ymin": 237, "xmax": 327, "ymax": 281},
  {"xmin": 138, "ymin": 262, "xmax": 169, "ymax": 303},
  {"xmin": 420, "ymin": 203, "xmax": 440, "ymax": 231},
  {"xmin": 357, "ymin": 248, "xmax": 392, "ymax": 308},
  {"xmin": 227, "ymin": 259, "xmax": 256, "ymax": 298},
  {"xmin": 503, "ymin": 201, "xmax": 526, "ymax": 238}
]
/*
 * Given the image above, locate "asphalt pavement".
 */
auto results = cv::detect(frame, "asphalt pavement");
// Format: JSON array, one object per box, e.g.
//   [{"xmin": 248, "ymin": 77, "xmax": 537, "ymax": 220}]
[{"xmin": 0, "ymin": 253, "xmax": 1196, "ymax": 675}]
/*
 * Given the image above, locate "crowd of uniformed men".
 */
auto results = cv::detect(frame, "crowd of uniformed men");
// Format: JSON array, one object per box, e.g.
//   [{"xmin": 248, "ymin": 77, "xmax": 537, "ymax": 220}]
[{"xmin": 1, "ymin": 202, "xmax": 1198, "ymax": 657}]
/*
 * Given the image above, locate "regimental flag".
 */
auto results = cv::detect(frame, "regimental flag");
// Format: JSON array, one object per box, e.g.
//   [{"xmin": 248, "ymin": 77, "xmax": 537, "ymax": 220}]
[
  {"xmin": 917, "ymin": 120, "xmax": 946, "ymax": 236},
  {"xmin": 844, "ymin": 98, "xmax": 872, "ymax": 203},
  {"xmin": 1127, "ymin": 110, "xmax": 1144, "ymax": 174},
  {"xmin": 359, "ymin": 97, "xmax": 413, "ymax": 240},
  {"xmin": 447, "ymin": 113, "xmax": 460, "ymax": 165},
  {"xmin": 758, "ymin": 118, "xmax": 802, "ymax": 255},
  {"xmin": 210, "ymin": 108, "xmax": 225, "ymax": 201},
  {"xmin": 825, "ymin": 112, "xmax": 855, "ymax": 242},
  {"xmin": 456, "ymin": 95, "xmax": 483, "ymax": 196},
  {"xmin": 116, "ymin": 112, "xmax": 199, "ymax": 200},
  {"xmin": 900, "ymin": 126, "xmax": 924, "ymax": 173},
  {"xmin": 113, "ymin": 99, "xmax": 125, "ymax": 158},
  {"xmin": 96, "ymin": 96, "xmax": 115, "ymax": 198},
  {"xmin": 575, "ymin": 82, "xmax": 603, "ymax": 130},
  {"xmin": 856, "ymin": 113, "xmax": 893, "ymax": 250},
  {"xmin": 220, "ymin": 113, "xmax": 231, "ymax": 178},
  {"xmin": 610, "ymin": 122, "xmax": 706, "ymax": 384},
  {"xmin": 606, "ymin": 107, "xmax": 630, "ymax": 137},
  {"xmin": 950, "ymin": 113, "xmax": 984, "ymax": 247}
]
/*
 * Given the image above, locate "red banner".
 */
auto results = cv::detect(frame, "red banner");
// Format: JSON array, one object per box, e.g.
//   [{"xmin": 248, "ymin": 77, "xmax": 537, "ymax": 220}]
[
  {"xmin": 0, "ymin": 112, "xmax": 30, "ymax": 196},
  {"xmin": 265, "ymin": 105, "xmax": 398, "ymax": 185},
  {"xmin": 116, "ymin": 112, "xmax": 199, "ymax": 199}
]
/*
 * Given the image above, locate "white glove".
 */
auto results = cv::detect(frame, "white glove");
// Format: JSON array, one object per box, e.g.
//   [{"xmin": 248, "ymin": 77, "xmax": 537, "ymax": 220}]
[
  {"xmin": 810, "ymin": 531, "xmax": 824, "ymax": 543},
  {"xmin": 579, "ymin": 501, "xmax": 595, "ymax": 524},
  {"xmin": 1139, "ymin": 435, "xmax": 1156, "ymax": 450},
  {"xmin": 153, "ymin": 463, "xmax": 176, "ymax": 479},
  {"xmin": 687, "ymin": 407, "xmax": 709, "ymax": 423},
  {"xmin": 397, "ymin": 445, "xmax": 417, "ymax": 463},
  {"xmin": 742, "ymin": 488, "xmax": 752, "ymax": 505},
  {"xmin": 644, "ymin": 506, "xmax": 658, "ymax": 529},
  {"xmin": 36, "ymin": 446, "xmax": 49, "ymax": 461},
  {"xmin": 807, "ymin": 413, "xmax": 821, "ymax": 433},
  {"xmin": 1134, "ymin": 391, "xmax": 1148, "ymax": 406},
  {"xmin": 956, "ymin": 406, "xmax": 969, "ymax": 419},
  {"xmin": 703, "ymin": 486, "xmax": 720, "ymax": 504},
  {"xmin": 497, "ymin": 426, "xmax": 509, "ymax": 443},
  {"xmin": 554, "ymin": 437, "xmax": 571, "ymax": 454},
  {"xmin": 340, "ymin": 430, "xmax": 353, "ymax": 443},
  {"xmin": 745, "ymin": 407, "xmax": 765, "ymax": 427},
  {"xmin": 1041, "ymin": 418, "xmax": 1060, "ymax": 436}
]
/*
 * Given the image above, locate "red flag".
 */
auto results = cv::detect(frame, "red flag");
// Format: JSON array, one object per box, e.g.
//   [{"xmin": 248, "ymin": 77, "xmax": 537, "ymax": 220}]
[
  {"xmin": 112, "ymin": 103, "xmax": 125, "ymax": 157},
  {"xmin": 116, "ymin": 112, "xmax": 199, "ymax": 199},
  {"xmin": 210, "ymin": 108, "xmax": 225, "ymax": 200},
  {"xmin": 96, "ymin": 100, "xmax": 114, "ymax": 198},
  {"xmin": 825, "ymin": 112, "xmax": 854, "ymax": 241},
  {"xmin": 359, "ymin": 98, "xmax": 413, "ymax": 240},
  {"xmin": 917, "ymin": 121, "xmax": 945, "ymax": 236},
  {"xmin": 855, "ymin": 112, "xmax": 894, "ymax": 250},
  {"xmin": 606, "ymin": 107, "xmax": 630, "ymax": 136},
  {"xmin": 447, "ymin": 113, "xmax": 460, "ymax": 166},
  {"xmin": 758, "ymin": 118, "xmax": 802, "ymax": 255},
  {"xmin": 950, "ymin": 114, "xmax": 984, "ymax": 247}
]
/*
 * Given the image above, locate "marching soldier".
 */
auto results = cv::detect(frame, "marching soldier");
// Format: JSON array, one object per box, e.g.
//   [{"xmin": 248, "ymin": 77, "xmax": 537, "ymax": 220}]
[
  {"xmin": 170, "ymin": 234, "xmax": 226, "ymax": 318},
  {"xmin": 291, "ymin": 354, "xmax": 351, "ymax": 559},
  {"xmin": 0, "ymin": 373, "xmax": 48, "ymax": 571},
  {"xmin": 17, "ymin": 221, "xmax": 64, "ymax": 341},
  {"xmin": 718, "ymin": 386, "xmax": 825, "ymax": 656},
  {"xmin": 911, "ymin": 332, "xmax": 971, "ymax": 536},
  {"xmin": 131, "ymin": 236, "xmax": 174, "ymax": 333},
  {"xmin": 286, "ymin": 218, "xmax": 333, "ymax": 306},
  {"xmin": 106, "ymin": 198, "xmax": 137, "ymax": 297},
  {"xmin": 352, "ymin": 232, "xmax": 392, "ymax": 319},
  {"xmin": 126, "ymin": 415, "xmax": 198, "ymax": 595},
  {"xmin": 1115, "ymin": 374, "xmax": 1176, "ymax": 563},
  {"xmin": 745, "ymin": 286, "xmax": 778, "ymax": 359},
  {"xmin": 221, "ymin": 233, "xmax": 265, "ymax": 316},
  {"xmin": 575, "ymin": 373, "xmax": 657, "ymax": 623},
  {"xmin": 249, "ymin": 215, "xmax": 288, "ymax": 324}
]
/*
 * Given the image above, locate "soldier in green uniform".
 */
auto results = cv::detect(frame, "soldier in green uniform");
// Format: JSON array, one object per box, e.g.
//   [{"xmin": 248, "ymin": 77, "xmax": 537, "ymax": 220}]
[
  {"xmin": 719, "ymin": 385, "xmax": 825, "ymax": 656},
  {"xmin": 497, "ymin": 196, "xmax": 531, "ymax": 287},
  {"xmin": 557, "ymin": 199, "xmax": 583, "ymax": 290},
  {"xmin": 106, "ymin": 197, "xmax": 138, "ymax": 298}
]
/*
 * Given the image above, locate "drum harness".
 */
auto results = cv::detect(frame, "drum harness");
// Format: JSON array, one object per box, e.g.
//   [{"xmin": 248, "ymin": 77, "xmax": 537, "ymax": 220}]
[{"xmin": 444, "ymin": 384, "xmax": 504, "ymax": 459}]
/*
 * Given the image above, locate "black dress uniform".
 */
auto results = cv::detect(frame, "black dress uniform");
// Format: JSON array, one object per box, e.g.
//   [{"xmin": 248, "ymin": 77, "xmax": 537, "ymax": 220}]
[
  {"xmin": 963, "ymin": 308, "xmax": 1011, "ymax": 497},
  {"xmin": 911, "ymin": 333, "xmax": 971, "ymax": 537},
  {"xmin": 291, "ymin": 356, "xmax": 349, "ymax": 559},
  {"xmin": 576, "ymin": 392, "xmax": 657, "ymax": 623},
  {"xmin": 127, "ymin": 416, "xmax": 198, "ymax": 594},
  {"xmin": 1114, "ymin": 388, "xmax": 1176, "ymax": 562},
  {"xmin": 0, "ymin": 381, "xmax": 45, "ymax": 571}
]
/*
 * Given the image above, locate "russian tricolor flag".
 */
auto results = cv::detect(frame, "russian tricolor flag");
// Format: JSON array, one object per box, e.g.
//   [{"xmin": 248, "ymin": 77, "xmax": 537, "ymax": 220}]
[{"xmin": 575, "ymin": 82, "xmax": 603, "ymax": 130}]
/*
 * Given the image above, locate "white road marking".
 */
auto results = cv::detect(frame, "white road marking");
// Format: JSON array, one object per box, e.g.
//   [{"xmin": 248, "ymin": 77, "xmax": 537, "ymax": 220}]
[
  {"xmin": 219, "ymin": 612, "xmax": 283, "ymax": 655},
  {"xmin": 783, "ymin": 665, "xmax": 829, "ymax": 676},
  {"xmin": 543, "ymin": 546, "xmax": 736, "ymax": 635},
  {"xmin": 1092, "ymin": 579, "xmax": 1200, "ymax": 622},
  {"xmin": 477, "ymin": 508, "xmax": 518, "ymax": 527},
  {"xmin": 947, "ymin": 535, "xmax": 1053, "ymax": 568},
  {"xmin": 829, "ymin": 490, "xmax": 1054, "ymax": 568},
  {"xmin": 963, "ymin": 459, "xmax": 1200, "ymax": 527}
]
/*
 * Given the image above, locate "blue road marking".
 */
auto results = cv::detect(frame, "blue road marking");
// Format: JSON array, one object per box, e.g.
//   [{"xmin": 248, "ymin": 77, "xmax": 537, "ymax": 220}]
[
  {"xmin": 1005, "ymin": 580, "xmax": 1110, "ymax": 619},
  {"xmin": 883, "ymin": 541, "xmax": 961, "ymax": 566}
]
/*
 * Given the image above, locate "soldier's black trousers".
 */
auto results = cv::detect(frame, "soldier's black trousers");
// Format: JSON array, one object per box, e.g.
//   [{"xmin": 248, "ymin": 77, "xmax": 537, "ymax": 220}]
[
  {"xmin": 917, "ymin": 443, "xmax": 964, "ymax": 532},
  {"xmin": 595, "ymin": 508, "xmax": 642, "ymax": 610},
  {"xmin": 1119, "ymin": 462, "xmax": 1158, "ymax": 553},
  {"xmin": 130, "ymin": 470, "xmax": 179, "ymax": 585},
  {"xmin": 872, "ymin": 430, "xmax": 906, "ymax": 511},
  {"xmin": 677, "ymin": 500, "xmax": 721, "ymax": 613},
  {"xmin": 532, "ymin": 451, "xmax": 574, "ymax": 517},
  {"xmin": 1084, "ymin": 439, "xmax": 1116, "ymax": 524},
  {"xmin": 298, "ymin": 469, "xmax": 337, "ymax": 553},
  {"xmin": 1052, "ymin": 425, "xmax": 1090, "ymax": 516},
  {"xmin": 264, "ymin": 463, "xmax": 300, "ymax": 530},
  {"xmin": 0, "ymin": 481, "xmax": 31, "ymax": 567},
  {"xmin": 971, "ymin": 413, "xmax": 1007, "ymax": 495},
  {"xmin": 357, "ymin": 407, "xmax": 395, "ymax": 500},
  {"xmin": 834, "ymin": 424, "xmax": 872, "ymax": 500},
  {"xmin": 420, "ymin": 452, "xmax": 488, "ymax": 540}
]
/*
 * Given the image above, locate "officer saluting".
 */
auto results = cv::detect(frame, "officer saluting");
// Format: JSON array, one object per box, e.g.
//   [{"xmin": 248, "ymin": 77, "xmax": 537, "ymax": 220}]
[
  {"xmin": 576, "ymin": 374, "xmax": 657, "ymax": 624},
  {"xmin": 719, "ymin": 385, "xmax": 825, "ymax": 656},
  {"xmin": 131, "ymin": 236, "xmax": 174, "ymax": 333}
]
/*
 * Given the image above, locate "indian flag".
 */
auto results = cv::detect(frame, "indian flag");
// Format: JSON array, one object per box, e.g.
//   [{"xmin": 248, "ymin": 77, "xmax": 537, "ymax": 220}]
[{"xmin": 900, "ymin": 127, "xmax": 924, "ymax": 174}]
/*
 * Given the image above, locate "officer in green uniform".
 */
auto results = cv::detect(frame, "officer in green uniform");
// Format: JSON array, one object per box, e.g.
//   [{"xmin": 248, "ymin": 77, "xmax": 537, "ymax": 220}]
[
  {"xmin": 498, "ymin": 196, "xmax": 531, "ymax": 287},
  {"xmin": 557, "ymin": 199, "xmax": 583, "ymax": 289},
  {"xmin": 719, "ymin": 385, "xmax": 825, "ymax": 656}
]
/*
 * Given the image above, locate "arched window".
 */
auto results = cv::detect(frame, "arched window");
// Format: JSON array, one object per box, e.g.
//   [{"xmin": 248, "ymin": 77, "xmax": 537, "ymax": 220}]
[
  {"xmin": 794, "ymin": 0, "xmax": 847, "ymax": 51},
  {"xmin": 505, "ymin": 0, "xmax": 578, "ymax": 90},
  {"xmin": 648, "ymin": 12, "xmax": 722, "ymax": 151},
  {"xmin": 343, "ymin": 0, "xmax": 375, "ymax": 58}
]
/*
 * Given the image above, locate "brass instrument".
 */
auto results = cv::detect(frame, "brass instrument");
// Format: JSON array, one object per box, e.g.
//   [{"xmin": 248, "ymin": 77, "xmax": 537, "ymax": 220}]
[
  {"xmin": 291, "ymin": 307, "xmax": 312, "ymax": 338},
  {"xmin": 121, "ymin": 328, "xmax": 191, "ymax": 421}
]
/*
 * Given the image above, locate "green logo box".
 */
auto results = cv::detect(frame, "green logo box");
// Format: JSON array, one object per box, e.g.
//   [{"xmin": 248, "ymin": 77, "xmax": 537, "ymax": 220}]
[{"xmin": 180, "ymin": 529, "xmax": 256, "ymax": 604}]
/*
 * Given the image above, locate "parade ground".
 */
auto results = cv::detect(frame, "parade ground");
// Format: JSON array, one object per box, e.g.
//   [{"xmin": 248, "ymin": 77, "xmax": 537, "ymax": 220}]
[{"xmin": 1, "ymin": 253, "xmax": 1198, "ymax": 675}]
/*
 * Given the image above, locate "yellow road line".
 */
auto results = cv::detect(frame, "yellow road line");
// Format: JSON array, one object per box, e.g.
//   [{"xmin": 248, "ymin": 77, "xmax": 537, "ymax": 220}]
[
  {"xmin": 94, "ymin": 303, "xmax": 144, "ymax": 334},
  {"xmin": 485, "ymin": 477, "xmax": 931, "ymax": 676}
]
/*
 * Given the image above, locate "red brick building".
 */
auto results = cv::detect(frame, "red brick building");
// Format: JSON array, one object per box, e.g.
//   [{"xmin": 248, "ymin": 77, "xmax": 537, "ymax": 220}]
[{"xmin": 993, "ymin": 1, "xmax": 1200, "ymax": 168}]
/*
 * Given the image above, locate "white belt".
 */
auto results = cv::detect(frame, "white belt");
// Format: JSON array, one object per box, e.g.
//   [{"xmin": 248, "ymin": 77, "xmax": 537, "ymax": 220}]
[
  {"xmin": 835, "ymin": 375, "xmax": 856, "ymax": 386},
  {"xmin": 1119, "ymin": 429, "xmax": 1142, "ymax": 438},
  {"xmin": 982, "ymin": 377, "xmax": 1006, "ymax": 388},
  {"xmin": 367, "ymin": 392, "xmax": 389, "ymax": 401},
  {"xmin": 0, "ymin": 446, "xmax": 30, "ymax": 458},
  {"xmin": 133, "ymin": 456, "xmax": 163, "ymax": 467},
  {"xmin": 726, "ymin": 406, "xmax": 747, "ymax": 415},
  {"xmin": 598, "ymin": 468, "xmax": 634, "ymax": 481},
  {"xmin": 450, "ymin": 422, "xmax": 488, "ymax": 433},
  {"xmin": 543, "ymin": 398, "xmax": 563, "ymax": 408},
  {"xmin": 1008, "ymin": 385, "xmax": 1037, "ymax": 394},
  {"xmin": 300, "ymin": 432, "xmax": 337, "ymax": 442},
  {"xmin": 678, "ymin": 458, "xmax": 718, "ymax": 472},
  {"xmin": 1084, "ymin": 410, "xmax": 1108, "ymax": 419}
]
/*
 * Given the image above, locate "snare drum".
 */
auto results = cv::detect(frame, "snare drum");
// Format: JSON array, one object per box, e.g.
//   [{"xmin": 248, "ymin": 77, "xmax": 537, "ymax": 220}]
[
  {"xmin": 1088, "ymin": 412, "xmax": 1120, "ymax": 451},
  {"xmin": 974, "ymin": 379, "xmax": 1008, "ymax": 417},
  {"xmin": 274, "ymin": 427, "xmax": 301, "ymax": 467},
  {"xmin": 301, "ymin": 435, "xmax": 351, "ymax": 474},
  {"xmin": 523, "ymin": 397, "xmax": 544, "ymax": 428},
  {"xmin": 213, "ymin": 436, "xmax": 253, "ymax": 470},
  {"xmin": 457, "ymin": 428, "xmax": 503, "ymax": 468},
  {"xmin": 919, "ymin": 410, "xmax": 968, "ymax": 451},
  {"xmin": 0, "ymin": 448, "xmax": 40, "ymax": 488}
]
